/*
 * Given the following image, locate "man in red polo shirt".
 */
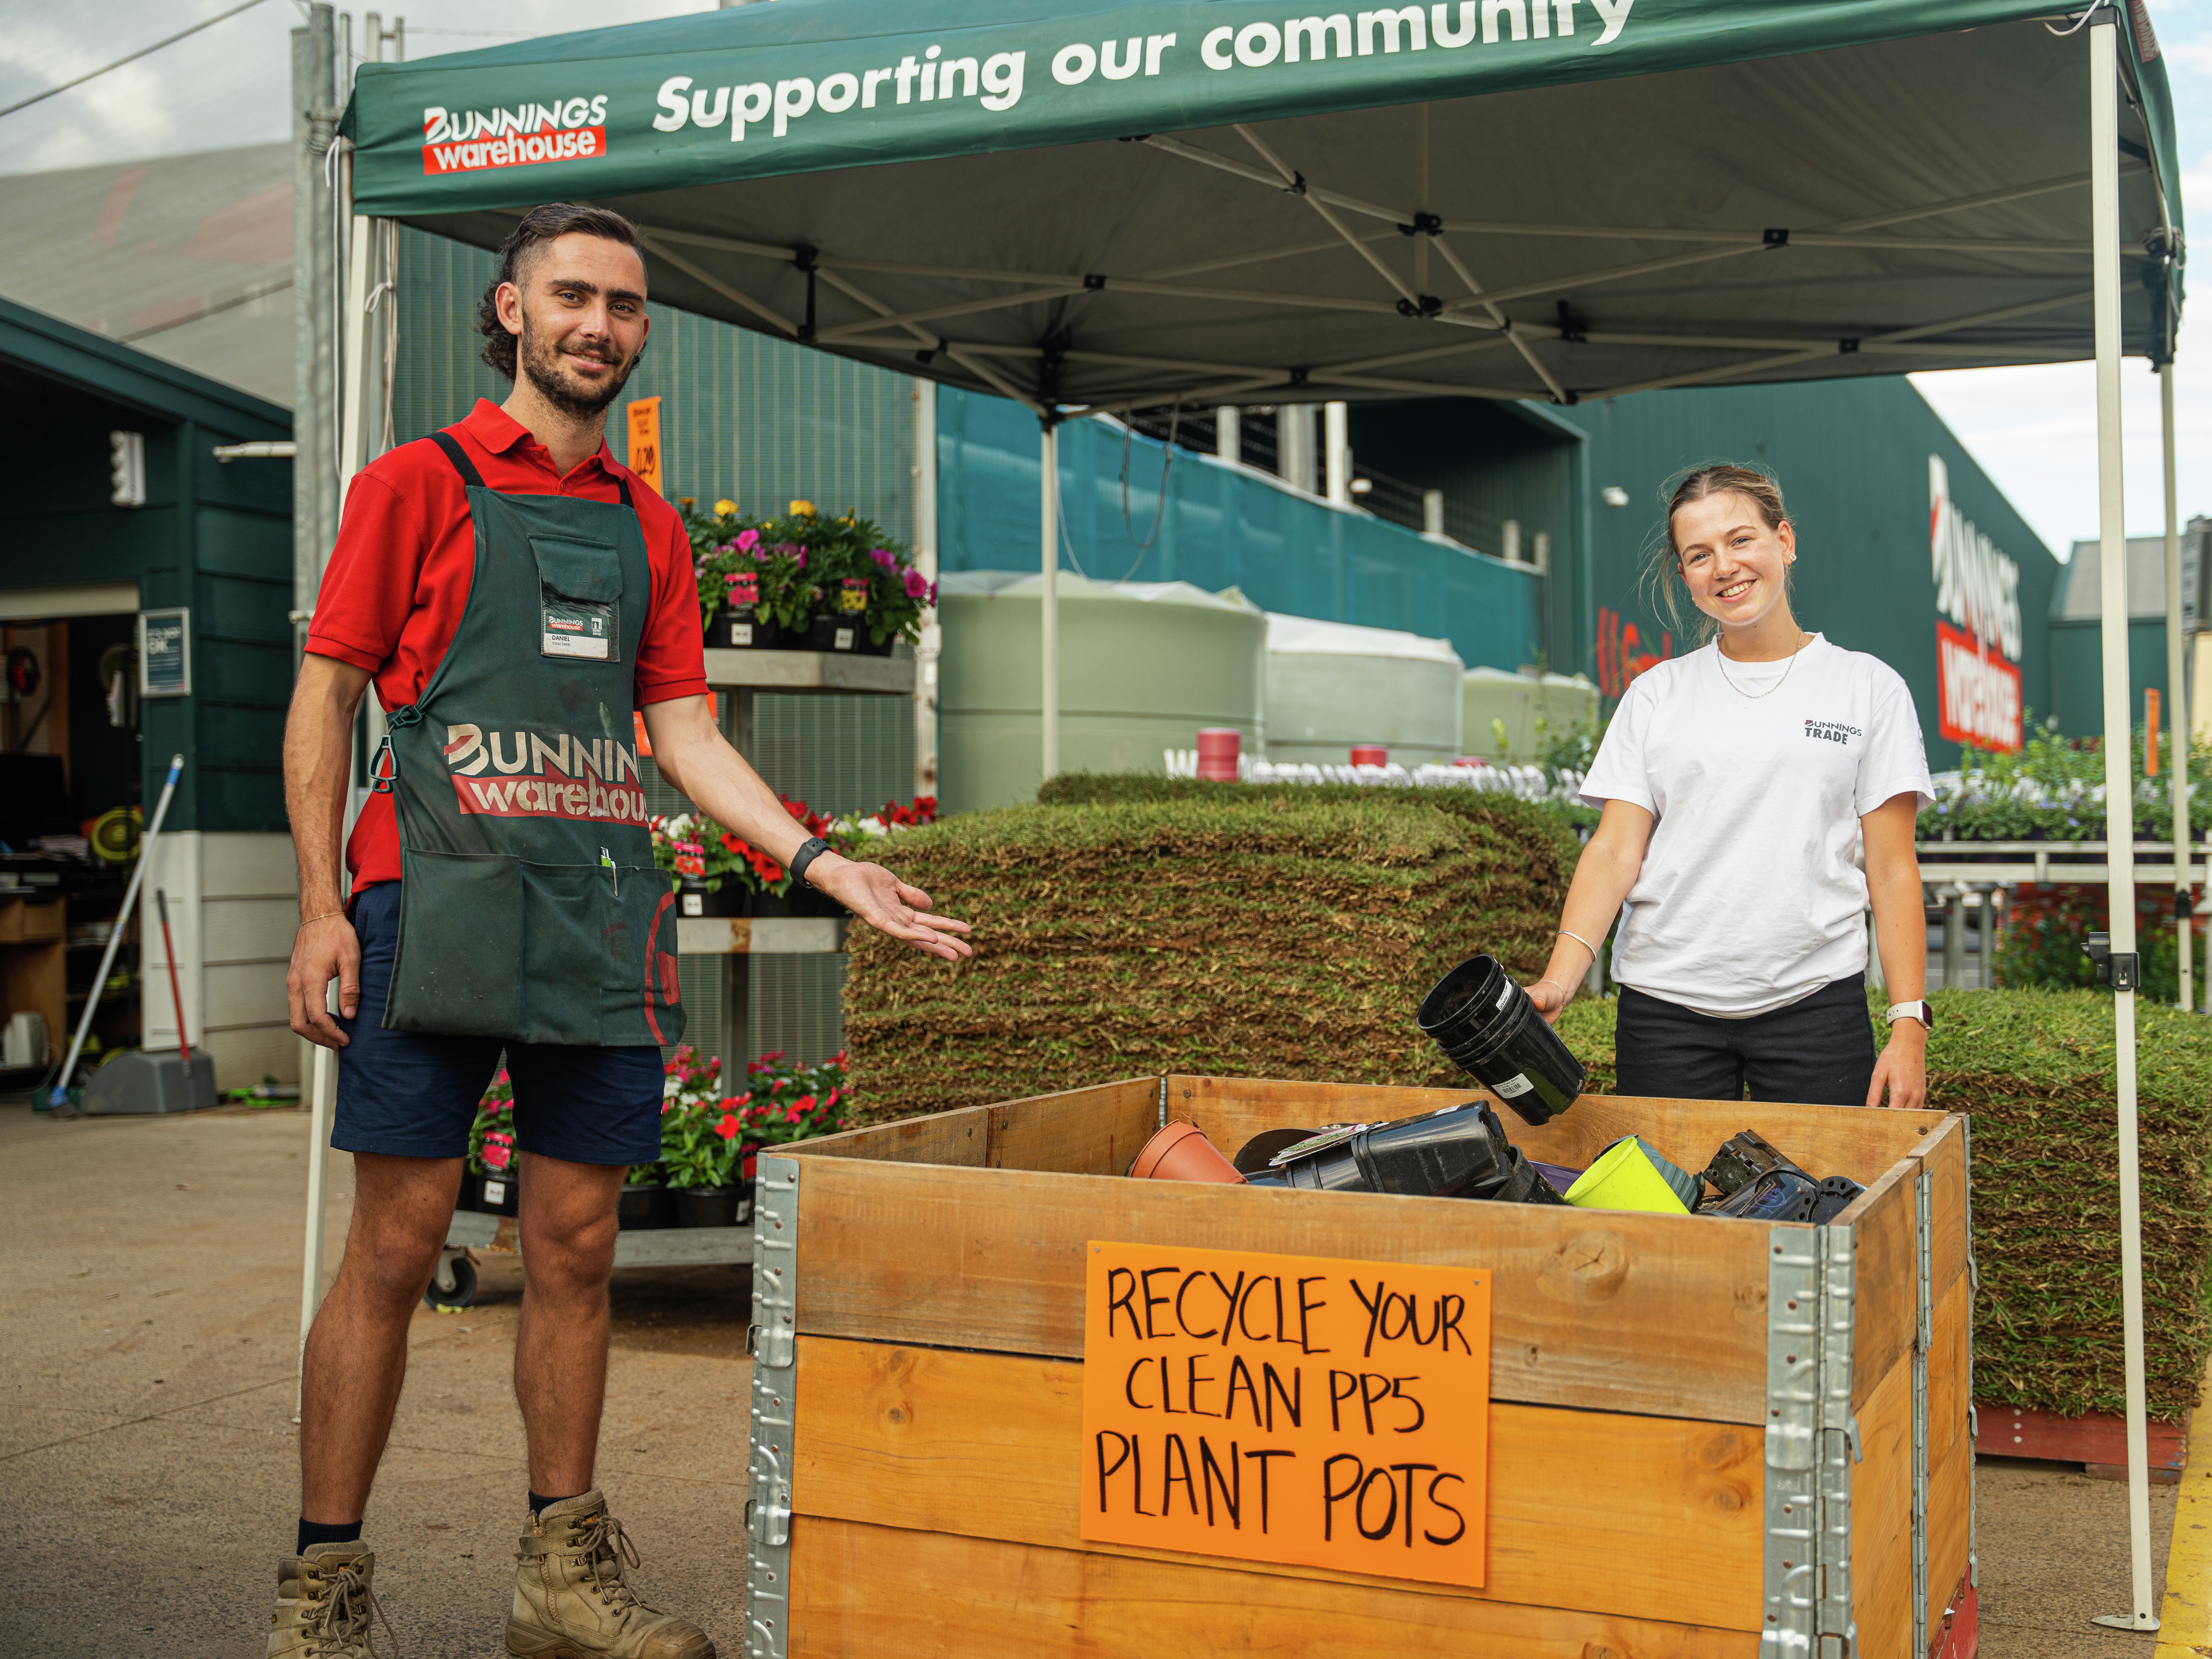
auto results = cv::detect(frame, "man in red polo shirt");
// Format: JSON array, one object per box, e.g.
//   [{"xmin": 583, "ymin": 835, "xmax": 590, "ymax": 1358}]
[{"xmin": 275, "ymin": 203, "xmax": 969, "ymax": 1659}]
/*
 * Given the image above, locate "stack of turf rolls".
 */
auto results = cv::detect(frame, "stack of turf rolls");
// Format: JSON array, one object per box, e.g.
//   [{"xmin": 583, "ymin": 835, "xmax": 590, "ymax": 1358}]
[
  {"xmin": 842, "ymin": 775, "xmax": 1579, "ymax": 1124},
  {"xmin": 1561, "ymin": 989, "xmax": 2212, "ymax": 1421}
]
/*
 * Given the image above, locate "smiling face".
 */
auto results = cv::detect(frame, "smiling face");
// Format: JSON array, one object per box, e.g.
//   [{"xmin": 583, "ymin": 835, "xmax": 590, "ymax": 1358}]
[
  {"xmin": 1670, "ymin": 491, "xmax": 1797, "ymax": 634},
  {"xmin": 496, "ymin": 231, "xmax": 650, "ymax": 416}
]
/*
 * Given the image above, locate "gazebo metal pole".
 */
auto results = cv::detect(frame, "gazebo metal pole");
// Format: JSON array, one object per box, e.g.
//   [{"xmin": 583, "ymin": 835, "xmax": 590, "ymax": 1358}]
[
  {"xmin": 2164, "ymin": 362, "xmax": 2190, "ymax": 1010},
  {"xmin": 1040, "ymin": 419, "xmax": 1059, "ymax": 784},
  {"xmin": 2086, "ymin": 10, "xmax": 2159, "ymax": 1637}
]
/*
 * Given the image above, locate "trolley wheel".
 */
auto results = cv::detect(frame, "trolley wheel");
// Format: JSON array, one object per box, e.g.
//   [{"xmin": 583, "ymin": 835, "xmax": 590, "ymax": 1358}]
[{"xmin": 425, "ymin": 1250, "xmax": 478, "ymax": 1310}]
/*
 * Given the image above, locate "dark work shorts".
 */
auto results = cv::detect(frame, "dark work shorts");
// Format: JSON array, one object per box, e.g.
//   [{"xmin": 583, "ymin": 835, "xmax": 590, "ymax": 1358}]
[
  {"xmin": 332, "ymin": 880, "xmax": 665, "ymax": 1165},
  {"xmin": 1613, "ymin": 973, "xmax": 1878, "ymax": 1107}
]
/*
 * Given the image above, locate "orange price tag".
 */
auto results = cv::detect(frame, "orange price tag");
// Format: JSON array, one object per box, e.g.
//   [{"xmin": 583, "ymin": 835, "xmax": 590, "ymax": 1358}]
[
  {"xmin": 625, "ymin": 396, "xmax": 662, "ymax": 497},
  {"xmin": 1080, "ymin": 1240, "xmax": 1491, "ymax": 1588}
]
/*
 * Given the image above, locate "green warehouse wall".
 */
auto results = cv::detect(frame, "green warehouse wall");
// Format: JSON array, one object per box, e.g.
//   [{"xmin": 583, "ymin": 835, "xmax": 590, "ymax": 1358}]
[
  {"xmin": 1574, "ymin": 379, "xmax": 2062, "ymax": 771},
  {"xmin": 0, "ymin": 298, "xmax": 292, "ymax": 833}
]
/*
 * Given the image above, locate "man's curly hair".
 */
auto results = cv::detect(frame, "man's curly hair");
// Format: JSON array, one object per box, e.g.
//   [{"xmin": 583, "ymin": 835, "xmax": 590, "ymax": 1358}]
[{"xmin": 476, "ymin": 202, "xmax": 643, "ymax": 378}]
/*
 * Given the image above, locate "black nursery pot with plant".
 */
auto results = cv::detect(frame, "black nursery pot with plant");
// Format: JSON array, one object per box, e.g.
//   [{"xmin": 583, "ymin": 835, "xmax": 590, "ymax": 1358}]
[
  {"xmin": 801, "ymin": 615, "xmax": 894, "ymax": 657},
  {"xmin": 475, "ymin": 1170, "xmax": 520, "ymax": 1217},
  {"xmin": 748, "ymin": 885, "xmax": 849, "ymax": 919},
  {"xmin": 1416, "ymin": 953, "xmax": 1586, "ymax": 1124},
  {"xmin": 717, "ymin": 611, "xmax": 796, "ymax": 651},
  {"xmin": 677, "ymin": 877, "xmax": 746, "ymax": 918},
  {"xmin": 618, "ymin": 1173, "xmax": 674, "ymax": 1230},
  {"xmin": 672, "ymin": 1185, "xmax": 743, "ymax": 1227}
]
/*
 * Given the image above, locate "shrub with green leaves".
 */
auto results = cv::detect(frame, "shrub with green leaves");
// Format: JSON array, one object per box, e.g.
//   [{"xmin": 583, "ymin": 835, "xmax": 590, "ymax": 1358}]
[{"xmin": 1561, "ymin": 987, "xmax": 2212, "ymax": 1421}]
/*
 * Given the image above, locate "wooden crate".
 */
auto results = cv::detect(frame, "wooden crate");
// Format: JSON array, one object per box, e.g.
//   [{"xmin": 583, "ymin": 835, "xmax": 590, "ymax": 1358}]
[{"xmin": 745, "ymin": 1076, "xmax": 1973, "ymax": 1659}]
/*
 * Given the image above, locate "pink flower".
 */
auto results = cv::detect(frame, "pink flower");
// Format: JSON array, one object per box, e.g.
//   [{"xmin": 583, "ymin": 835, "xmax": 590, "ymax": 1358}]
[
  {"xmin": 483, "ymin": 1142, "xmax": 512, "ymax": 1170},
  {"xmin": 871, "ymin": 548, "xmax": 897, "ymax": 569},
  {"xmin": 735, "ymin": 529, "xmax": 761, "ymax": 552},
  {"xmin": 903, "ymin": 568, "xmax": 928, "ymax": 600}
]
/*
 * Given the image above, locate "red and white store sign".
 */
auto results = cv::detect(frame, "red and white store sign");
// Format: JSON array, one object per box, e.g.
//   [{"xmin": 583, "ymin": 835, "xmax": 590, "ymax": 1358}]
[
  {"xmin": 1935, "ymin": 621, "xmax": 2021, "ymax": 752},
  {"xmin": 423, "ymin": 97, "xmax": 609, "ymax": 176}
]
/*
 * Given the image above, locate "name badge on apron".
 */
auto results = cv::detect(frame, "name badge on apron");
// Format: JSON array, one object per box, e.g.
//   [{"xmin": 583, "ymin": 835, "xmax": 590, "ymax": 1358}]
[{"xmin": 542, "ymin": 588, "xmax": 616, "ymax": 658}]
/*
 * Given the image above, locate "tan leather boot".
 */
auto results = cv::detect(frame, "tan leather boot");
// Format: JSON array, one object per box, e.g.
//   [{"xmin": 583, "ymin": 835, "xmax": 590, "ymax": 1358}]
[
  {"xmin": 505, "ymin": 1491, "xmax": 713, "ymax": 1659},
  {"xmin": 265, "ymin": 1543, "xmax": 394, "ymax": 1658}
]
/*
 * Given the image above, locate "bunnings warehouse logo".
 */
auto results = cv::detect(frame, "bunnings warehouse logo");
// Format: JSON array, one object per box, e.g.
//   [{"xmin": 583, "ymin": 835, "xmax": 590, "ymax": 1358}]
[
  {"xmin": 423, "ymin": 97, "xmax": 609, "ymax": 176},
  {"xmin": 1930, "ymin": 455, "xmax": 2023, "ymax": 752},
  {"xmin": 443, "ymin": 724, "xmax": 648, "ymax": 822}
]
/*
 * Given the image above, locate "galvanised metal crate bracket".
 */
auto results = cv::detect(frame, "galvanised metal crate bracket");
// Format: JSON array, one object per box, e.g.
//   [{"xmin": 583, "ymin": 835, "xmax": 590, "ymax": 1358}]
[
  {"xmin": 1913, "ymin": 1166, "xmax": 1934, "ymax": 1659},
  {"xmin": 1816, "ymin": 1223, "xmax": 1859, "ymax": 1659},
  {"xmin": 1763, "ymin": 1226, "xmax": 1822, "ymax": 1659},
  {"xmin": 745, "ymin": 1155, "xmax": 802, "ymax": 1659},
  {"xmin": 1157, "ymin": 1074, "xmax": 1168, "ymax": 1128}
]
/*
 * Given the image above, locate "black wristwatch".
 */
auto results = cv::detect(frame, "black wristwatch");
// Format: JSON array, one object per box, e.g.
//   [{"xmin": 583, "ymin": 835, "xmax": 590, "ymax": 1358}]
[{"xmin": 788, "ymin": 836, "xmax": 835, "ymax": 889}]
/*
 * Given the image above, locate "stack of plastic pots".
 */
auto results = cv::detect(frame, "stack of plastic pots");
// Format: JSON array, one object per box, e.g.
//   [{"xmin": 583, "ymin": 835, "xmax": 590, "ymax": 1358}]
[
  {"xmin": 1416, "ymin": 953, "xmax": 1586, "ymax": 1124},
  {"xmin": 1195, "ymin": 728, "xmax": 1242, "ymax": 781}
]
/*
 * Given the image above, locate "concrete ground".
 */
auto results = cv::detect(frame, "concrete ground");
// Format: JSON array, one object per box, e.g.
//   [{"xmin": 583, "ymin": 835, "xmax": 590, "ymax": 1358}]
[{"xmin": 0, "ymin": 1101, "xmax": 2185, "ymax": 1656}]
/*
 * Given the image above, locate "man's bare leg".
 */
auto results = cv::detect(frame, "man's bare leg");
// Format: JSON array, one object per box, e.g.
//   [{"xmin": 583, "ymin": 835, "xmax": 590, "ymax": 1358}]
[
  {"xmin": 299, "ymin": 1153, "xmax": 465, "ymax": 1522},
  {"xmin": 511, "ymin": 1151, "xmax": 625, "ymax": 1494}
]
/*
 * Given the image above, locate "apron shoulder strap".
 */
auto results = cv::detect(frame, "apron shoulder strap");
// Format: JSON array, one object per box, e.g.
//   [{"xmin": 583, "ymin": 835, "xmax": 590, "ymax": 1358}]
[
  {"xmin": 432, "ymin": 427, "xmax": 638, "ymax": 516},
  {"xmin": 430, "ymin": 429, "xmax": 486, "ymax": 489}
]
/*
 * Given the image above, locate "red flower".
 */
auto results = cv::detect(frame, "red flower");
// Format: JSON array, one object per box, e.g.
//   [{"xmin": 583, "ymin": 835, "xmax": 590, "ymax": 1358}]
[
  {"xmin": 714, "ymin": 1113, "xmax": 741, "ymax": 1141},
  {"xmin": 483, "ymin": 1142, "xmax": 512, "ymax": 1170}
]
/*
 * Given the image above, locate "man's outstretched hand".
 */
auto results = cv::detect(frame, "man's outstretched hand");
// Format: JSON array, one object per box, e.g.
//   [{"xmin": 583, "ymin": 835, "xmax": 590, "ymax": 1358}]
[{"xmin": 813, "ymin": 858, "xmax": 972, "ymax": 961}]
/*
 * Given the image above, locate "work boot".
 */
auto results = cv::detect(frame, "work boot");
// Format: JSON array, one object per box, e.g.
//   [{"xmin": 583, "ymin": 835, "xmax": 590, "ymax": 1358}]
[
  {"xmin": 265, "ymin": 1543, "xmax": 394, "ymax": 1657},
  {"xmin": 506, "ymin": 1491, "xmax": 713, "ymax": 1659}
]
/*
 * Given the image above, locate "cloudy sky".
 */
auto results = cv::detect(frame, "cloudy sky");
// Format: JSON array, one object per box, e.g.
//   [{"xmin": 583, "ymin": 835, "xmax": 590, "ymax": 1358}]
[{"xmin": 0, "ymin": 0, "xmax": 2202, "ymax": 558}]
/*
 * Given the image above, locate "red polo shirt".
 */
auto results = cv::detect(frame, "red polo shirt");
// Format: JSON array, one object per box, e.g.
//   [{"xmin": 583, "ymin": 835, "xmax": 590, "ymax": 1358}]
[{"xmin": 307, "ymin": 399, "xmax": 707, "ymax": 894}]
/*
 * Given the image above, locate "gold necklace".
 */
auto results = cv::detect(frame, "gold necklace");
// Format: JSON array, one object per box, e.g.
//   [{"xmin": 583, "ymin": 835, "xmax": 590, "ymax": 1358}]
[{"xmin": 1714, "ymin": 631, "xmax": 1812, "ymax": 699}]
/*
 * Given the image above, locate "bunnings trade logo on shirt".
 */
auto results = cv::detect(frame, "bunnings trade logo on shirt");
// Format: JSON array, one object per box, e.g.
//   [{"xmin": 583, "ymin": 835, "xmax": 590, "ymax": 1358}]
[
  {"xmin": 444, "ymin": 724, "xmax": 648, "ymax": 824},
  {"xmin": 423, "ymin": 96, "xmax": 609, "ymax": 176}
]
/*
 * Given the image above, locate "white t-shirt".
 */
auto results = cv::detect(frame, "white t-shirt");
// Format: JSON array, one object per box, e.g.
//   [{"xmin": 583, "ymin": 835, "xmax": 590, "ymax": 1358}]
[{"xmin": 1579, "ymin": 635, "xmax": 1934, "ymax": 1018}]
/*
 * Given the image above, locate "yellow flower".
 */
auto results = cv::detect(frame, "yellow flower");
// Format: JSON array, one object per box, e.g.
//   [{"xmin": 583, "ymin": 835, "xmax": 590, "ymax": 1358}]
[
  {"xmin": 788, "ymin": 499, "xmax": 816, "ymax": 517},
  {"xmin": 678, "ymin": 496, "xmax": 696, "ymax": 508},
  {"xmin": 714, "ymin": 499, "xmax": 738, "ymax": 517}
]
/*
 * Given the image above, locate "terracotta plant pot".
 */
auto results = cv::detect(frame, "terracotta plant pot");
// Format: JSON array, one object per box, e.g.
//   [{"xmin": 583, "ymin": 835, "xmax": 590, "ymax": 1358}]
[{"xmin": 1128, "ymin": 1121, "xmax": 1246, "ymax": 1184}]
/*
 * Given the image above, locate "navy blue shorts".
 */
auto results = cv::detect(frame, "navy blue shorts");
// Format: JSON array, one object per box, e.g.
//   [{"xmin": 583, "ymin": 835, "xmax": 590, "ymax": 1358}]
[{"xmin": 332, "ymin": 881, "xmax": 665, "ymax": 1165}]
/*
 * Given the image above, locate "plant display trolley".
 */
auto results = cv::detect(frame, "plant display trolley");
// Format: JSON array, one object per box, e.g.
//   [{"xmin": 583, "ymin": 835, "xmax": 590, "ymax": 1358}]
[
  {"xmin": 745, "ymin": 1075, "xmax": 1971, "ymax": 1658},
  {"xmin": 424, "ymin": 649, "xmax": 911, "ymax": 1301}
]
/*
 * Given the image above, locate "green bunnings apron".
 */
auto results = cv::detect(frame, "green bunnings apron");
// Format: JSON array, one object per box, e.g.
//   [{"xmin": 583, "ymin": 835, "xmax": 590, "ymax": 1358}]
[{"xmin": 369, "ymin": 430, "xmax": 683, "ymax": 1048}]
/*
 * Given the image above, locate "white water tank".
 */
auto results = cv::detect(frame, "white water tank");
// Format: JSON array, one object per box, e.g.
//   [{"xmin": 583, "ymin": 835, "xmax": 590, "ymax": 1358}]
[
  {"xmin": 1462, "ymin": 669, "xmax": 1600, "ymax": 762},
  {"xmin": 936, "ymin": 571, "xmax": 1266, "ymax": 812},
  {"xmin": 1263, "ymin": 614, "xmax": 1464, "ymax": 767}
]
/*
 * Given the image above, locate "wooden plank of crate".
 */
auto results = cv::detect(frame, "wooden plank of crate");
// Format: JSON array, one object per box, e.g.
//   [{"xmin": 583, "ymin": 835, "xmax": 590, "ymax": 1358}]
[
  {"xmin": 787, "ymin": 1514, "xmax": 1761, "ymax": 1659},
  {"xmin": 1850, "ymin": 1354, "xmax": 1915, "ymax": 1659},
  {"xmin": 1910, "ymin": 1116, "xmax": 1969, "ymax": 1295},
  {"xmin": 784, "ymin": 1158, "xmax": 1776, "ymax": 1422},
  {"xmin": 1926, "ymin": 1270, "xmax": 1973, "ymax": 1643},
  {"xmin": 797, "ymin": 1078, "xmax": 1158, "ymax": 1169},
  {"xmin": 792, "ymin": 1335, "xmax": 1762, "ymax": 1631},
  {"xmin": 1847, "ymin": 1160, "xmax": 1918, "ymax": 1412}
]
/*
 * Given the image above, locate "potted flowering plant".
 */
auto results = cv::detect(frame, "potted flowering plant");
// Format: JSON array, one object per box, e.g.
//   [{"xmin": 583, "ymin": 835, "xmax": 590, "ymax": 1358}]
[
  {"xmin": 679, "ymin": 497, "xmax": 934, "ymax": 654},
  {"xmin": 621, "ymin": 1045, "xmax": 717, "ymax": 1229},
  {"xmin": 648, "ymin": 811, "xmax": 770, "ymax": 917},
  {"xmin": 735, "ymin": 1050, "xmax": 853, "ymax": 1148},
  {"xmin": 465, "ymin": 1070, "xmax": 519, "ymax": 1215},
  {"xmin": 660, "ymin": 1095, "xmax": 749, "ymax": 1226}
]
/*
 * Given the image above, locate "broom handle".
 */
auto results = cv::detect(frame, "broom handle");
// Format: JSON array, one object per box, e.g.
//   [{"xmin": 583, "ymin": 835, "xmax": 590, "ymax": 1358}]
[
  {"xmin": 50, "ymin": 754, "xmax": 183, "ymax": 1105},
  {"xmin": 155, "ymin": 888, "xmax": 192, "ymax": 1067}
]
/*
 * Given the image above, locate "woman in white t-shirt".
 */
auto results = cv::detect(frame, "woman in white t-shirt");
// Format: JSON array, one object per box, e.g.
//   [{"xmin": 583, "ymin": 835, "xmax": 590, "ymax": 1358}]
[{"xmin": 1529, "ymin": 464, "xmax": 1936, "ymax": 1109}]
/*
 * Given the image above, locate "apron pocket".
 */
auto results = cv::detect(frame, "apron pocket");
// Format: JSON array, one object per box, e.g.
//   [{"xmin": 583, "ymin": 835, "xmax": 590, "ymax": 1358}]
[
  {"xmin": 518, "ymin": 859, "xmax": 617, "ymax": 1048},
  {"xmin": 386, "ymin": 851, "xmax": 525, "ymax": 1036},
  {"xmin": 598, "ymin": 863, "xmax": 684, "ymax": 1049}
]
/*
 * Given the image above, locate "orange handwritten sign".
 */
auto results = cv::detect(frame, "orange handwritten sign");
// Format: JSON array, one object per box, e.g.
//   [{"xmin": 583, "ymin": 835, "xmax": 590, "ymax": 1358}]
[
  {"xmin": 625, "ymin": 396, "xmax": 662, "ymax": 496},
  {"xmin": 1080, "ymin": 1240, "xmax": 1491, "ymax": 1588}
]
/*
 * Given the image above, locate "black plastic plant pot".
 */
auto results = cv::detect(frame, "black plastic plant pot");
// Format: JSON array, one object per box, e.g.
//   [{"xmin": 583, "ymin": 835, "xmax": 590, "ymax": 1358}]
[
  {"xmin": 672, "ymin": 1185, "xmax": 742, "ymax": 1227},
  {"xmin": 1416, "ymin": 954, "xmax": 1586, "ymax": 1124},
  {"xmin": 748, "ymin": 886, "xmax": 850, "ymax": 919},
  {"xmin": 677, "ymin": 878, "xmax": 746, "ymax": 918},
  {"xmin": 801, "ymin": 615, "xmax": 894, "ymax": 657},
  {"xmin": 475, "ymin": 1171, "xmax": 520, "ymax": 1217},
  {"xmin": 718, "ymin": 611, "xmax": 795, "ymax": 650},
  {"xmin": 617, "ymin": 1181, "xmax": 674, "ymax": 1230},
  {"xmin": 1259, "ymin": 1103, "xmax": 1564, "ymax": 1205}
]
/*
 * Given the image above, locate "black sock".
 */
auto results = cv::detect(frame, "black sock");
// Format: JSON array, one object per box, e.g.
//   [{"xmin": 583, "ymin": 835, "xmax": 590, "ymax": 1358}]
[
  {"xmin": 528, "ymin": 1491, "xmax": 586, "ymax": 1517},
  {"xmin": 297, "ymin": 1517, "xmax": 363, "ymax": 1555}
]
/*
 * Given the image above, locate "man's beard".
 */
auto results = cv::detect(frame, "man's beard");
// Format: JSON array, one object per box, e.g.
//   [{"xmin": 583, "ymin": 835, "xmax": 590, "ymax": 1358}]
[{"xmin": 518, "ymin": 312, "xmax": 638, "ymax": 417}]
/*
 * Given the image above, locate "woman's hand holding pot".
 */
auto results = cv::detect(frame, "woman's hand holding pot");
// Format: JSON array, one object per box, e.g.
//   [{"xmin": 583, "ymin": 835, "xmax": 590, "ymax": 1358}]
[{"xmin": 1526, "ymin": 977, "xmax": 1571, "ymax": 1025}]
